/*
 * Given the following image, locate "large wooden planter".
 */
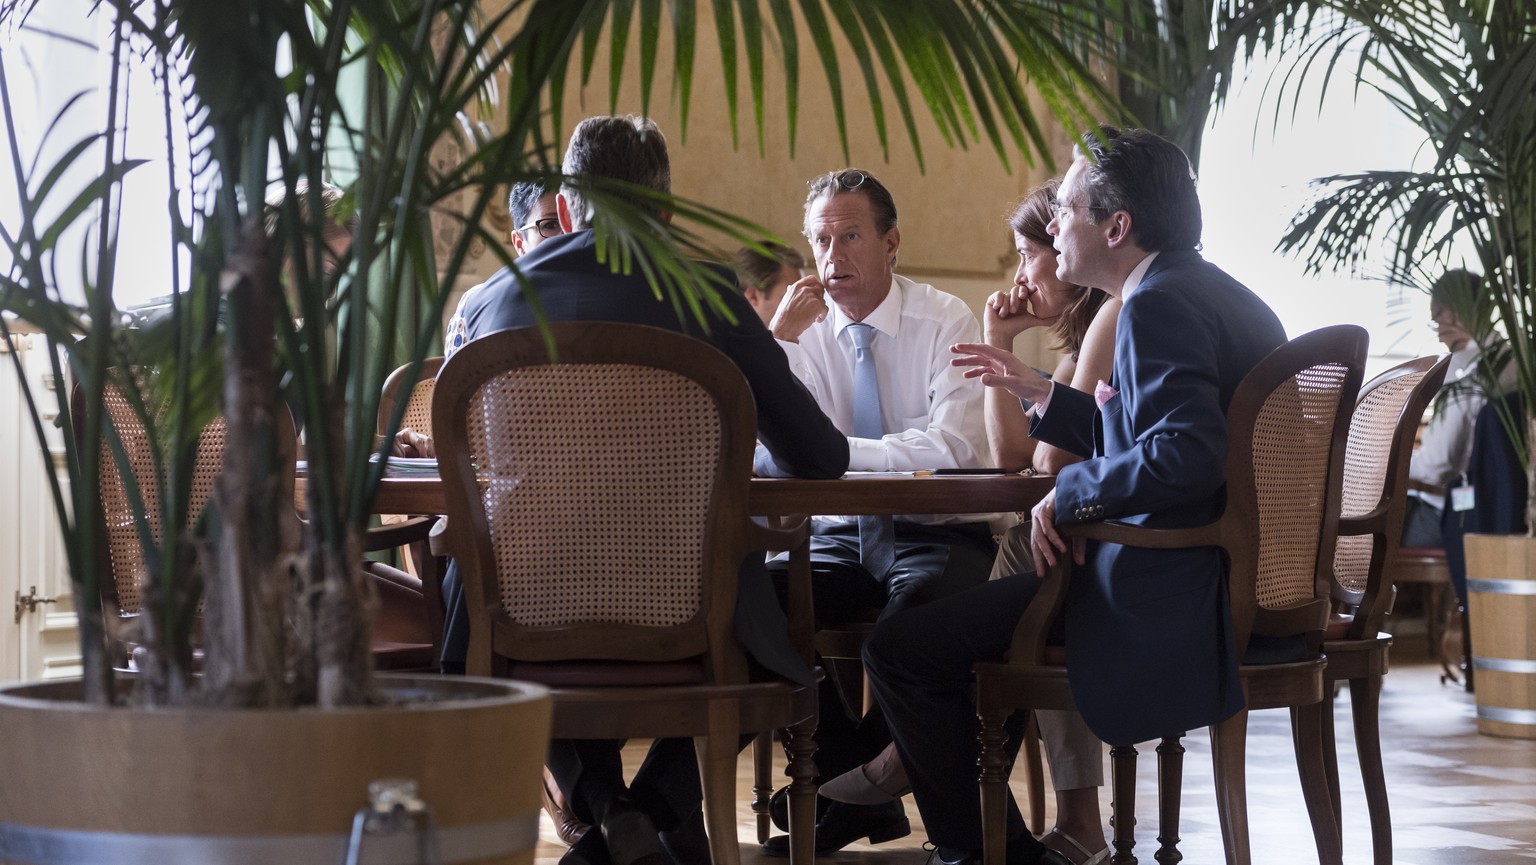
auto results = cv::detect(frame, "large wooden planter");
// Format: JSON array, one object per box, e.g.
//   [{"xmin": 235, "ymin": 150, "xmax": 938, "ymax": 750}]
[
  {"xmin": 0, "ymin": 674, "xmax": 550, "ymax": 864},
  {"xmin": 1464, "ymin": 533, "xmax": 1536, "ymax": 738}
]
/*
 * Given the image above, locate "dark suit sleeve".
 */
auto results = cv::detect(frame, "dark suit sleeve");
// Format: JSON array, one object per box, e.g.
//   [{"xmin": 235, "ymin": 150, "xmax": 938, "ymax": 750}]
[
  {"xmin": 1053, "ymin": 285, "xmax": 1229, "ymax": 525},
  {"xmin": 713, "ymin": 292, "xmax": 849, "ymax": 480},
  {"xmin": 1028, "ymin": 383, "xmax": 1097, "ymax": 459}
]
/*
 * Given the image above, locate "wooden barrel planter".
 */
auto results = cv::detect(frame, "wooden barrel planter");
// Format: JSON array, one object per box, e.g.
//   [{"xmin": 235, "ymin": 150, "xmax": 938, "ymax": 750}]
[
  {"xmin": 1465, "ymin": 534, "xmax": 1536, "ymax": 739},
  {"xmin": 0, "ymin": 674, "xmax": 550, "ymax": 864}
]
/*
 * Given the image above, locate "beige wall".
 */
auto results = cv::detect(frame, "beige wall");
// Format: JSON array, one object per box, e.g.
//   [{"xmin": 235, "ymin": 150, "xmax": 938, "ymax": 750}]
[{"xmin": 454, "ymin": 4, "xmax": 1089, "ymax": 369}]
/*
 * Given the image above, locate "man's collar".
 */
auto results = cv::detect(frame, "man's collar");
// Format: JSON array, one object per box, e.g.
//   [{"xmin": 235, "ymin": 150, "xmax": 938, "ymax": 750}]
[
  {"xmin": 1120, "ymin": 251, "xmax": 1159, "ymax": 301},
  {"xmin": 832, "ymin": 275, "xmax": 903, "ymax": 339}
]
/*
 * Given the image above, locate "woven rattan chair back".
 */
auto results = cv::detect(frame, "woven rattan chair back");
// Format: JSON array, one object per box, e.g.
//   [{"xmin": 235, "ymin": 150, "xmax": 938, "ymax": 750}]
[
  {"xmin": 1222, "ymin": 325, "xmax": 1367, "ymax": 650},
  {"xmin": 1329, "ymin": 354, "xmax": 1451, "ymax": 636},
  {"xmin": 379, "ymin": 356, "xmax": 443, "ymax": 438},
  {"xmin": 433, "ymin": 323, "xmax": 758, "ymax": 682},
  {"xmin": 74, "ymin": 375, "xmax": 226, "ymax": 616}
]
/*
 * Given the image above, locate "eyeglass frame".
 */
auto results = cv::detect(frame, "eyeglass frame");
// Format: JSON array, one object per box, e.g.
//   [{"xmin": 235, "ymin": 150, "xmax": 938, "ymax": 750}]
[
  {"xmin": 807, "ymin": 168, "xmax": 876, "ymax": 198},
  {"xmin": 830, "ymin": 169, "xmax": 869, "ymax": 190},
  {"xmin": 1051, "ymin": 201, "xmax": 1098, "ymax": 221},
  {"xmin": 516, "ymin": 216, "xmax": 563, "ymax": 239}
]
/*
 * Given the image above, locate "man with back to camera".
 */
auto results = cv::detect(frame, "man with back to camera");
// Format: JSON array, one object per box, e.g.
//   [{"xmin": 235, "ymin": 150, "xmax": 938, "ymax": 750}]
[
  {"xmin": 452, "ymin": 114, "xmax": 849, "ymax": 865},
  {"xmin": 860, "ymin": 126, "xmax": 1289, "ymax": 865},
  {"xmin": 757, "ymin": 167, "xmax": 998, "ymax": 856}
]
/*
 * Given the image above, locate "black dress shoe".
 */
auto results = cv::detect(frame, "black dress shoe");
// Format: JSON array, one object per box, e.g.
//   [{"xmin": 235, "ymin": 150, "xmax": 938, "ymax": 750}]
[
  {"xmin": 926, "ymin": 846, "xmax": 978, "ymax": 865},
  {"xmin": 658, "ymin": 811, "xmax": 710, "ymax": 865},
  {"xmin": 560, "ymin": 827, "xmax": 613, "ymax": 865},
  {"xmin": 767, "ymin": 785, "xmax": 833, "ymax": 833},
  {"xmin": 760, "ymin": 799, "xmax": 910, "ymax": 857},
  {"xmin": 598, "ymin": 798, "xmax": 670, "ymax": 865}
]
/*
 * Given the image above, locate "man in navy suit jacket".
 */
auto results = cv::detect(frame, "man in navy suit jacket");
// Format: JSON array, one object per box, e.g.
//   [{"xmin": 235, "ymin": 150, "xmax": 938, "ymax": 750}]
[
  {"xmin": 454, "ymin": 115, "xmax": 849, "ymax": 865},
  {"xmin": 862, "ymin": 127, "xmax": 1287, "ymax": 865}
]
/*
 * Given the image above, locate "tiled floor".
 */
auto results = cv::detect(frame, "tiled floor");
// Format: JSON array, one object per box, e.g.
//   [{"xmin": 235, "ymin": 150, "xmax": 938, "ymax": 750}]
[{"xmin": 533, "ymin": 633, "xmax": 1536, "ymax": 865}]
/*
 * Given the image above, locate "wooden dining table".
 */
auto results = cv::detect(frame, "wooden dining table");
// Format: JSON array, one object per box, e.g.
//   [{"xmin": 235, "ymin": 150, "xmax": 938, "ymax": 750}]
[{"xmin": 341, "ymin": 470, "xmax": 1056, "ymax": 519}]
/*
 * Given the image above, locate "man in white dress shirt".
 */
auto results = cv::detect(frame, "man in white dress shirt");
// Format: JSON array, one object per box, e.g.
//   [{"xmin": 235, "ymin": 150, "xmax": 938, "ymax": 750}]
[
  {"xmin": 1404, "ymin": 269, "xmax": 1492, "ymax": 547},
  {"xmin": 759, "ymin": 168, "xmax": 996, "ymax": 855}
]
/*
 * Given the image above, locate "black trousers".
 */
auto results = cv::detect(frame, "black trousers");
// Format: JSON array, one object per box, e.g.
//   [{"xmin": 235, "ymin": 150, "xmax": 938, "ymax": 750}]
[
  {"xmin": 545, "ymin": 737, "xmax": 700, "ymax": 831},
  {"xmin": 767, "ymin": 520, "xmax": 997, "ymax": 780},
  {"xmin": 862, "ymin": 573, "xmax": 1043, "ymax": 853}
]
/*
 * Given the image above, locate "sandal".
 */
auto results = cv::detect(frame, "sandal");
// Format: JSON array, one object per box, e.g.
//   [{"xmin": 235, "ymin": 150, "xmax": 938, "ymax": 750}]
[{"xmin": 1039, "ymin": 828, "xmax": 1109, "ymax": 865}]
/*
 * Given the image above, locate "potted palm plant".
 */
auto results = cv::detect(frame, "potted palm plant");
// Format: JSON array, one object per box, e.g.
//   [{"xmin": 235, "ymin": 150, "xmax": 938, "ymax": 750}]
[
  {"xmin": 1269, "ymin": 0, "xmax": 1536, "ymax": 736},
  {"xmin": 0, "ymin": 0, "xmax": 1126, "ymax": 857}
]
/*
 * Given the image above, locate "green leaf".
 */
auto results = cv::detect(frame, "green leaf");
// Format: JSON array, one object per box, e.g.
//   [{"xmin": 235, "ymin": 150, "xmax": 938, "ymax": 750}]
[
  {"xmin": 710, "ymin": 0, "xmax": 739, "ymax": 146},
  {"xmin": 671, "ymin": 0, "xmax": 697, "ymax": 136}
]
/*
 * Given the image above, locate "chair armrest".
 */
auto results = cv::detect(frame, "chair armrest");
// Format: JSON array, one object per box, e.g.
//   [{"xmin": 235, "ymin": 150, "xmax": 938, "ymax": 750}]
[
  {"xmin": 1003, "ymin": 517, "xmax": 1223, "ymax": 666},
  {"xmin": 1336, "ymin": 510, "xmax": 1395, "ymax": 539},
  {"xmin": 748, "ymin": 516, "xmax": 816, "ymax": 667},
  {"xmin": 1006, "ymin": 553, "xmax": 1072, "ymax": 666},
  {"xmin": 1068, "ymin": 517, "xmax": 1329, "ymax": 642},
  {"xmin": 1064, "ymin": 519, "xmax": 1222, "ymax": 550},
  {"xmin": 428, "ymin": 516, "xmax": 452, "ymax": 558},
  {"xmin": 747, "ymin": 516, "xmax": 811, "ymax": 555},
  {"xmin": 362, "ymin": 515, "xmax": 435, "ymax": 552}
]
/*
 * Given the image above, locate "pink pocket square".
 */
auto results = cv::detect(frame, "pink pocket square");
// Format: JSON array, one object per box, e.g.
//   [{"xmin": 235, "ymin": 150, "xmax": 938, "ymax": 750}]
[{"xmin": 1094, "ymin": 379, "xmax": 1117, "ymax": 409}]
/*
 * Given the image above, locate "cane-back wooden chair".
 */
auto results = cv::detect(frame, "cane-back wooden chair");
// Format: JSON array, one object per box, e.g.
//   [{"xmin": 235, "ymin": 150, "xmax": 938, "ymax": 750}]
[
  {"xmin": 74, "ymin": 376, "xmax": 226, "ymax": 665},
  {"xmin": 431, "ymin": 322, "xmax": 820, "ymax": 865},
  {"xmin": 975, "ymin": 324, "xmax": 1368, "ymax": 865},
  {"xmin": 376, "ymin": 356, "xmax": 448, "ymax": 644},
  {"xmin": 379, "ymin": 356, "xmax": 444, "ymax": 441},
  {"xmin": 1322, "ymin": 353, "xmax": 1450, "ymax": 865},
  {"xmin": 75, "ymin": 375, "xmax": 436, "ymax": 671},
  {"xmin": 384, "ymin": 353, "xmax": 595, "ymax": 843}
]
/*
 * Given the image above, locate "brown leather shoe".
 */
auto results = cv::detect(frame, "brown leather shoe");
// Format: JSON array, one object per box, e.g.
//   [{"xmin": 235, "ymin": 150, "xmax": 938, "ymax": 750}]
[{"xmin": 543, "ymin": 767, "xmax": 591, "ymax": 845}]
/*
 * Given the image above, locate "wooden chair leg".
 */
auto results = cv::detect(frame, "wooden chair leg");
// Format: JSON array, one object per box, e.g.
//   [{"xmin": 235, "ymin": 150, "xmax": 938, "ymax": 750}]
[
  {"xmin": 696, "ymin": 726, "xmax": 742, "ymax": 865},
  {"xmin": 1208, "ymin": 711, "xmax": 1250, "ymax": 865},
  {"xmin": 783, "ymin": 715, "xmax": 819, "ymax": 865},
  {"xmin": 1318, "ymin": 688, "xmax": 1341, "ymax": 847},
  {"xmin": 1021, "ymin": 712, "xmax": 1047, "ymax": 835},
  {"xmin": 1426, "ymin": 583, "xmax": 1446, "ymax": 662},
  {"xmin": 752, "ymin": 731, "xmax": 774, "ymax": 844},
  {"xmin": 1348, "ymin": 676, "xmax": 1392, "ymax": 865},
  {"xmin": 1291, "ymin": 702, "xmax": 1343, "ymax": 865},
  {"xmin": 1155, "ymin": 736, "xmax": 1184, "ymax": 865},
  {"xmin": 979, "ymin": 709, "xmax": 1012, "ymax": 865},
  {"xmin": 1109, "ymin": 743, "xmax": 1138, "ymax": 865}
]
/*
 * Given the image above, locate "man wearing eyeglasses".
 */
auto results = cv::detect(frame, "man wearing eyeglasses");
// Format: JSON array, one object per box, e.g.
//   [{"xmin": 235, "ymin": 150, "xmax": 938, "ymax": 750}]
[
  {"xmin": 441, "ymin": 180, "xmax": 562, "ymax": 360},
  {"xmin": 450, "ymin": 115, "xmax": 849, "ymax": 865},
  {"xmin": 758, "ymin": 167, "xmax": 998, "ymax": 857},
  {"xmin": 864, "ymin": 127, "xmax": 1288, "ymax": 865}
]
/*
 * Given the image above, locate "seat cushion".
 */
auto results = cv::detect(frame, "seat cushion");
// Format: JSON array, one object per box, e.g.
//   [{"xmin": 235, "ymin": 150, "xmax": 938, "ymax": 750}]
[{"xmin": 505, "ymin": 660, "xmax": 709, "ymax": 687}]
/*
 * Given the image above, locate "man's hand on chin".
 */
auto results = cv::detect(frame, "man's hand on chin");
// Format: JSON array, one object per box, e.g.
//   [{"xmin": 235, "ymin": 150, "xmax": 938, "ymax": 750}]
[{"xmin": 770, "ymin": 275, "xmax": 830, "ymax": 343}]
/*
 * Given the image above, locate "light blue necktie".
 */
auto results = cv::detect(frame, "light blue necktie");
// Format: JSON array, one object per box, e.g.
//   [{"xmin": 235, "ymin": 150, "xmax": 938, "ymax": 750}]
[{"xmin": 848, "ymin": 323, "xmax": 895, "ymax": 580}]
